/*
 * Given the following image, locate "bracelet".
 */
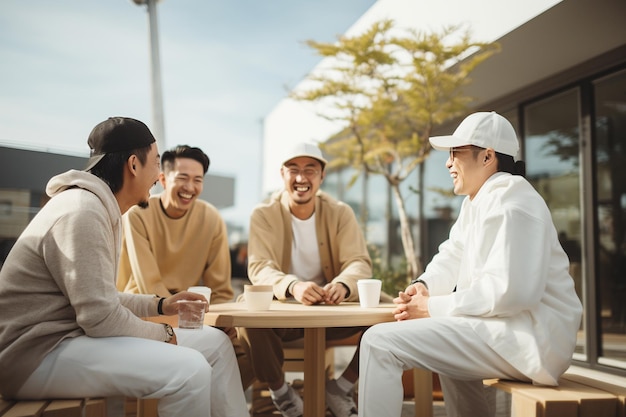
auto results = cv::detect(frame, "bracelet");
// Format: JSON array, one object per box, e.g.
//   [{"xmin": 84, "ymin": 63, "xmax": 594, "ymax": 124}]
[
  {"xmin": 287, "ymin": 280, "xmax": 298, "ymax": 297},
  {"xmin": 157, "ymin": 297, "xmax": 166, "ymax": 315},
  {"xmin": 339, "ymin": 282, "xmax": 350, "ymax": 297},
  {"xmin": 409, "ymin": 278, "xmax": 429, "ymax": 290}
]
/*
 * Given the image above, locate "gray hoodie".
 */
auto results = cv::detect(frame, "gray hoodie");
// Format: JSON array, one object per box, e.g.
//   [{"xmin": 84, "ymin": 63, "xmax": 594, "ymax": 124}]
[{"xmin": 0, "ymin": 170, "xmax": 166, "ymax": 397}]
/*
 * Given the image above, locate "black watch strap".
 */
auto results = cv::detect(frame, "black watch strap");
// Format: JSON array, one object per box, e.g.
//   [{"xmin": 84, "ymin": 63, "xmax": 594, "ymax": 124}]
[
  {"xmin": 157, "ymin": 297, "xmax": 166, "ymax": 315},
  {"xmin": 409, "ymin": 278, "xmax": 428, "ymax": 289},
  {"xmin": 339, "ymin": 282, "xmax": 350, "ymax": 297}
]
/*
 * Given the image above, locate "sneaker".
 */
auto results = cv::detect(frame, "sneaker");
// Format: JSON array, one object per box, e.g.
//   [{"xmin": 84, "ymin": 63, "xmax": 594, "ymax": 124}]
[
  {"xmin": 271, "ymin": 384, "xmax": 303, "ymax": 417},
  {"xmin": 325, "ymin": 379, "xmax": 357, "ymax": 417}
]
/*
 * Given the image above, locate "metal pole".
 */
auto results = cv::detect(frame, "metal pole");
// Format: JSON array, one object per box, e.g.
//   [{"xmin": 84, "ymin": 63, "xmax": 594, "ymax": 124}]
[
  {"xmin": 259, "ymin": 117, "xmax": 265, "ymax": 200},
  {"xmin": 146, "ymin": 0, "xmax": 166, "ymax": 153}
]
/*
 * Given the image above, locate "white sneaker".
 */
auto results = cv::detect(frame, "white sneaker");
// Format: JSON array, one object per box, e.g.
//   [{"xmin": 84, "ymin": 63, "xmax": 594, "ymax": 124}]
[
  {"xmin": 271, "ymin": 384, "xmax": 303, "ymax": 417},
  {"xmin": 325, "ymin": 379, "xmax": 357, "ymax": 417}
]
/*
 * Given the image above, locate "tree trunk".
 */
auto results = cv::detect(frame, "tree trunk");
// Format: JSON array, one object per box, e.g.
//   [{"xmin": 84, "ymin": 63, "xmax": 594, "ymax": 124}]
[
  {"xmin": 390, "ymin": 183, "xmax": 418, "ymax": 280},
  {"xmin": 417, "ymin": 162, "xmax": 425, "ymax": 274}
]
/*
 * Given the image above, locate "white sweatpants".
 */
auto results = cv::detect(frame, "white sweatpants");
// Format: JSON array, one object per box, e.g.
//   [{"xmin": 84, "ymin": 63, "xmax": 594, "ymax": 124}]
[
  {"xmin": 358, "ymin": 317, "xmax": 528, "ymax": 417},
  {"xmin": 16, "ymin": 326, "xmax": 248, "ymax": 417}
]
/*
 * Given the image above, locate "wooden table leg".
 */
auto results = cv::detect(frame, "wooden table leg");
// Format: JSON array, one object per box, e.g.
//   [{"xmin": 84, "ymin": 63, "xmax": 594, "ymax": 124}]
[
  {"xmin": 413, "ymin": 369, "xmax": 433, "ymax": 417},
  {"xmin": 303, "ymin": 327, "xmax": 326, "ymax": 417}
]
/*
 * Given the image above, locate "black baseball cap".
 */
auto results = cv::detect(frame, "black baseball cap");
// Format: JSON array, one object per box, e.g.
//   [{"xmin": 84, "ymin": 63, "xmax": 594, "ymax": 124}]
[{"xmin": 84, "ymin": 117, "xmax": 156, "ymax": 171}]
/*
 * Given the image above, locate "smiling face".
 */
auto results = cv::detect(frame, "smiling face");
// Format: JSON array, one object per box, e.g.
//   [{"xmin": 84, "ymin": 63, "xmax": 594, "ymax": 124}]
[
  {"xmin": 446, "ymin": 145, "xmax": 494, "ymax": 200},
  {"xmin": 281, "ymin": 156, "xmax": 324, "ymax": 218},
  {"xmin": 159, "ymin": 157, "xmax": 205, "ymax": 218}
]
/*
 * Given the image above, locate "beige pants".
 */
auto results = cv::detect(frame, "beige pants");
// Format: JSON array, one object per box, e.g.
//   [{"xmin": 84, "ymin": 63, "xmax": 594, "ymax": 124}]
[{"xmin": 227, "ymin": 327, "xmax": 256, "ymax": 390}]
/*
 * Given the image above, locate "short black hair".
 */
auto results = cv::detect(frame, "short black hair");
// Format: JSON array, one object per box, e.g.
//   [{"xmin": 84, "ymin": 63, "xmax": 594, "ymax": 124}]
[
  {"xmin": 495, "ymin": 152, "xmax": 526, "ymax": 177},
  {"xmin": 89, "ymin": 145, "xmax": 152, "ymax": 194},
  {"xmin": 161, "ymin": 145, "xmax": 210, "ymax": 174}
]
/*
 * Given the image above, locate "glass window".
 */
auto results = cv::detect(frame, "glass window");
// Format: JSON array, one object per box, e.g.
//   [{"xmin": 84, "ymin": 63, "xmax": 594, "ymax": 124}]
[
  {"xmin": 423, "ymin": 150, "xmax": 463, "ymax": 264},
  {"xmin": 0, "ymin": 188, "xmax": 32, "ymax": 268},
  {"xmin": 593, "ymin": 69, "xmax": 626, "ymax": 367},
  {"xmin": 342, "ymin": 169, "xmax": 365, "ymax": 222},
  {"xmin": 365, "ymin": 173, "xmax": 388, "ymax": 247},
  {"xmin": 524, "ymin": 89, "xmax": 585, "ymax": 357},
  {"xmin": 322, "ymin": 170, "xmax": 342, "ymax": 200}
]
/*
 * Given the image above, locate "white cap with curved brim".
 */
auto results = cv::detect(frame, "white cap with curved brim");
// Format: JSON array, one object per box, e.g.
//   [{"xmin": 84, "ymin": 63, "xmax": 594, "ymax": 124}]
[
  {"xmin": 429, "ymin": 111, "xmax": 519, "ymax": 158},
  {"xmin": 281, "ymin": 142, "xmax": 328, "ymax": 167}
]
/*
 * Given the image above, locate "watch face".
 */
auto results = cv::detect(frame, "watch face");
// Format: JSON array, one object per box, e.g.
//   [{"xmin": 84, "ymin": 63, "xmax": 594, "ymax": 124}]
[{"xmin": 164, "ymin": 324, "xmax": 174, "ymax": 341}]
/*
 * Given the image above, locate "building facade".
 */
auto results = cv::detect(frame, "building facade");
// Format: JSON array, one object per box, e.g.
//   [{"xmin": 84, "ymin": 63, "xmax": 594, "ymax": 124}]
[
  {"xmin": 0, "ymin": 144, "xmax": 235, "ymax": 266},
  {"xmin": 263, "ymin": 0, "xmax": 626, "ymax": 376}
]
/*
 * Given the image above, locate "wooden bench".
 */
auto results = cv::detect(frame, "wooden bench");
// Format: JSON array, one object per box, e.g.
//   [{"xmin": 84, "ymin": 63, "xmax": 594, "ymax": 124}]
[
  {"xmin": 409, "ymin": 370, "xmax": 626, "ymax": 417},
  {"xmin": 0, "ymin": 397, "xmax": 106, "ymax": 417},
  {"xmin": 561, "ymin": 372, "xmax": 626, "ymax": 417},
  {"xmin": 484, "ymin": 377, "xmax": 620, "ymax": 417},
  {"xmin": 125, "ymin": 397, "xmax": 157, "ymax": 417}
]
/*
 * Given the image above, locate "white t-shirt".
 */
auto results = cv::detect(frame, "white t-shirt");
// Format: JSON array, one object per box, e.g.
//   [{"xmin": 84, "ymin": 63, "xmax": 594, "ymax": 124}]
[{"xmin": 289, "ymin": 213, "xmax": 325, "ymax": 286}]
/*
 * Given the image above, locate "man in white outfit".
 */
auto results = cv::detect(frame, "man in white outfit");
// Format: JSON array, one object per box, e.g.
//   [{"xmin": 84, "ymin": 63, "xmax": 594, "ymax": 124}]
[
  {"xmin": 358, "ymin": 112, "xmax": 583, "ymax": 417},
  {"xmin": 0, "ymin": 117, "xmax": 248, "ymax": 417}
]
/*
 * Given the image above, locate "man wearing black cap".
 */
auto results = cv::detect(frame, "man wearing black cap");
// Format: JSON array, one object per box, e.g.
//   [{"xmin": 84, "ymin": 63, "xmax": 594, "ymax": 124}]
[
  {"xmin": 242, "ymin": 142, "xmax": 373, "ymax": 417},
  {"xmin": 358, "ymin": 112, "xmax": 583, "ymax": 417},
  {"xmin": 0, "ymin": 117, "xmax": 248, "ymax": 417}
]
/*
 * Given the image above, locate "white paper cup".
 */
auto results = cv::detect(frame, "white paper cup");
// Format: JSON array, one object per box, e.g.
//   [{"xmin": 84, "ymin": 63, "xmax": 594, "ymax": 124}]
[
  {"xmin": 177, "ymin": 299, "xmax": 207, "ymax": 329},
  {"xmin": 357, "ymin": 279, "xmax": 382, "ymax": 308},
  {"xmin": 244, "ymin": 285, "xmax": 273, "ymax": 311},
  {"xmin": 187, "ymin": 286, "xmax": 212, "ymax": 305}
]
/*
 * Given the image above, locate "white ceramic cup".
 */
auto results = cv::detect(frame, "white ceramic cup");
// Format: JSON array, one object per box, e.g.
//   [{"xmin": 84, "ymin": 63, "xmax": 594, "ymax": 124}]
[
  {"xmin": 244, "ymin": 284, "xmax": 274, "ymax": 311},
  {"xmin": 187, "ymin": 286, "xmax": 212, "ymax": 305},
  {"xmin": 357, "ymin": 279, "xmax": 382, "ymax": 308}
]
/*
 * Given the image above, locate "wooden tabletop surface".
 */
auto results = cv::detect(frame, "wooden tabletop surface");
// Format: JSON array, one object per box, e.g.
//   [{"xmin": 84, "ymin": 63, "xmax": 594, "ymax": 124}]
[{"xmin": 203, "ymin": 300, "xmax": 396, "ymax": 328}]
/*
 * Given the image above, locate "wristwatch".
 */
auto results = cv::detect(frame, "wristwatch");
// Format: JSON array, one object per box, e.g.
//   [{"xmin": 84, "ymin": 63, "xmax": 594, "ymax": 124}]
[{"xmin": 162, "ymin": 323, "xmax": 174, "ymax": 343}]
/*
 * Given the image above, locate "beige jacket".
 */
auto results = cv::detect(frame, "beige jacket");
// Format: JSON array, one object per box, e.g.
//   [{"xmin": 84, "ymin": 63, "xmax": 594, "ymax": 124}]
[{"xmin": 247, "ymin": 190, "xmax": 372, "ymax": 300}]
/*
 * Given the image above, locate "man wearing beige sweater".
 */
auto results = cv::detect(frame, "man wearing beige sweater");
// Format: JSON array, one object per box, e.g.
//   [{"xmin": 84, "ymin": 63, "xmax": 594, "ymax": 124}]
[{"xmin": 116, "ymin": 144, "xmax": 253, "ymax": 389}]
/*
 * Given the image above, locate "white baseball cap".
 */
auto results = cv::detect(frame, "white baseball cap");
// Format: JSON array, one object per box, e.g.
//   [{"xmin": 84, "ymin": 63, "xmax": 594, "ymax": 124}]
[
  {"xmin": 281, "ymin": 142, "xmax": 328, "ymax": 167},
  {"xmin": 429, "ymin": 111, "xmax": 519, "ymax": 158}
]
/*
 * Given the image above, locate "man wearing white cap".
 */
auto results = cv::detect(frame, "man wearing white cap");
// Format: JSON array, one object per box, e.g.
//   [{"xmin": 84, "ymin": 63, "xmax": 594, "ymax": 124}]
[
  {"xmin": 242, "ymin": 142, "xmax": 372, "ymax": 417},
  {"xmin": 358, "ymin": 112, "xmax": 583, "ymax": 417}
]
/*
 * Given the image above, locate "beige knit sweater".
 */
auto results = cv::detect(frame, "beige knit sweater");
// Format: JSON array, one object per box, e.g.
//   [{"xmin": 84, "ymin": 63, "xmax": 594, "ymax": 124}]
[{"xmin": 116, "ymin": 195, "xmax": 233, "ymax": 302}]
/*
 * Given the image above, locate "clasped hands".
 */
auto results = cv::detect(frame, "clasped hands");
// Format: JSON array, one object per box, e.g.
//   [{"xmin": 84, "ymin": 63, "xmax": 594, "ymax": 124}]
[
  {"xmin": 393, "ymin": 282, "xmax": 431, "ymax": 321},
  {"xmin": 291, "ymin": 281, "xmax": 348, "ymax": 305}
]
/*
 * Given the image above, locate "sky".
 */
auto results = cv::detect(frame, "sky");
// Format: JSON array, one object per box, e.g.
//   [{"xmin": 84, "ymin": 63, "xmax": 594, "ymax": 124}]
[{"xmin": 0, "ymin": 0, "xmax": 377, "ymax": 231}]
